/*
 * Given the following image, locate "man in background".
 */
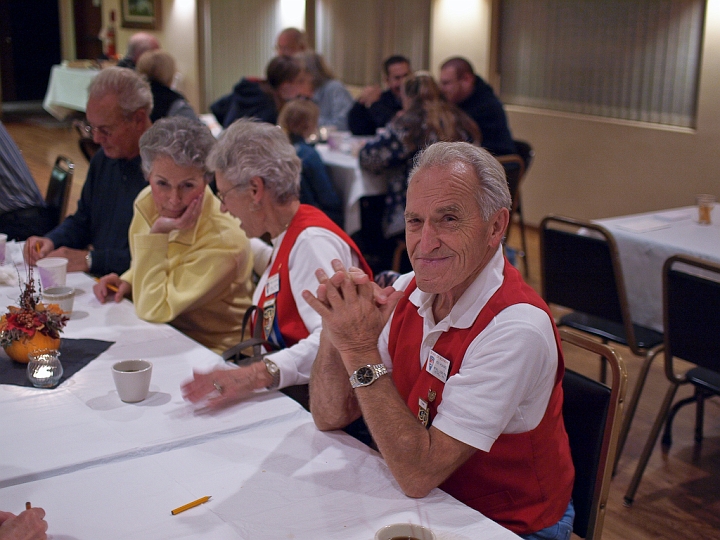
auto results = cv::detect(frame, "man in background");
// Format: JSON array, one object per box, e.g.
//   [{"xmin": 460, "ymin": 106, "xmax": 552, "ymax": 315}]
[
  {"xmin": 275, "ymin": 28, "xmax": 309, "ymax": 56},
  {"xmin": 116, "ymin": 32, "xmax": 160, "ymax": 70},
  {"xmin": 25, "ymin": 68, "xmax": 152, "ymax": 276},
  {"xmin": 0, "ymin": 122, "xmax": 54, "ymax": 240},
  {"xmin": 439, "ymin": 57, "xmax": 516, "ymax": 156},
  {"xmin": 347, "ymin": 55, "xmax": 411, "ymax": 136}
]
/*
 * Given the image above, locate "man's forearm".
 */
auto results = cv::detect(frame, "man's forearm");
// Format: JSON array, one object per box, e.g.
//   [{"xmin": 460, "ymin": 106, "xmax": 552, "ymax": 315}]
[{"xmin": 309, "ymin": 332, "xmax": 361, "ymax": 430}]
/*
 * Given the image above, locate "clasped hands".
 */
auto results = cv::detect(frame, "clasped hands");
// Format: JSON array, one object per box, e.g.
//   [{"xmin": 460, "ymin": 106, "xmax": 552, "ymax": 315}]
[{"xmin": 301, "ymin": 259, "xmax": 404, "ymax": 367}]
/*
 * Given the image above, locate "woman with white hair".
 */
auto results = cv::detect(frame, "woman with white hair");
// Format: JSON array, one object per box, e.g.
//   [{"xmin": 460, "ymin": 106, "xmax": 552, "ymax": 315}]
[
  {"xmin": 181, "ymin": 119, "xmax": 371, "ymax": 408},
  {"xmin": 93, "ymin": 116, "xmax": 254, "ymax": 354}
]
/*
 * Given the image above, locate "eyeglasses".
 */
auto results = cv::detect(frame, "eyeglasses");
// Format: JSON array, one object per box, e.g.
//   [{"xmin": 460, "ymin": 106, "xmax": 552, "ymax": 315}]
[
  {"xmin": 80, "ymin": 122, "xmax": 118, "ymax": 139},
  {"xmin": 216, "ymin": 184, "xmax": 244, "ymax": 205}
]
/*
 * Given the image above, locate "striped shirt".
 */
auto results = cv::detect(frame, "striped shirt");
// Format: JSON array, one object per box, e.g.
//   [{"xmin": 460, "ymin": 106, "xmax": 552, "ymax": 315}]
[{"xmin": 0, "ymin": 121, "xmax": 45, "ymax": 214}]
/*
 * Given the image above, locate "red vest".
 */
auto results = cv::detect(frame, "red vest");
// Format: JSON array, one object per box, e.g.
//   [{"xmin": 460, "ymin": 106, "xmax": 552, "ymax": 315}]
[
  {"xmin": 388, "ymin": 259, "xmax": 574, "ymax": 535},
  {"xmin": 255, "ymin": 204, "xmax": 372, "ymax": 348}
]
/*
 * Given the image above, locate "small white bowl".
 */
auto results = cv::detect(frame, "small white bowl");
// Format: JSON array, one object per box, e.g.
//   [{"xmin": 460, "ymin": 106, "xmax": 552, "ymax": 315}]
[{"xmin": 42, "ymin": 286, "xmax": 75, "ymax": 314}]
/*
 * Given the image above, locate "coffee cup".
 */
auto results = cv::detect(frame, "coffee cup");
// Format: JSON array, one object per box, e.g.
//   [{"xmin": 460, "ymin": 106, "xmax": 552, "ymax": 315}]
[
  {"xmin": 112, "ymin": 360, "xmax": 153, "ymax": 403},
  {"xmin": 42, "ymin": 286, "xmax": 75, "ymax": 314},
  {"xmin": 374, "ymin": 523, "xmax": 436, "ymax": 540},
  {"xmin": 36, "ymin": 257, "xmax": 69, "ymax": 288}
]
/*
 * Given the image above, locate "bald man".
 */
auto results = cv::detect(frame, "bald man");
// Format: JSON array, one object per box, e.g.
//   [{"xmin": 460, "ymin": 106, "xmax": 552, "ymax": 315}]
[{"xmin": 116, "ymin": 32, "xmax": 160, "ymax": 70}]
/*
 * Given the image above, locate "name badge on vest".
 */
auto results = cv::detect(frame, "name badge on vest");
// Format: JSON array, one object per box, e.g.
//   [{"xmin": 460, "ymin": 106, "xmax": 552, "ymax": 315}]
[
  {"xmin": 262, "ymin": 298, "xmax": 276, "ymax": 339},
  {"xmin": 265, "ymin": 273, "xmax": 280, "ymax": 297},
  {"xmin": 426, "ymin": 350, "xmax": 451, "ymax": 383}
]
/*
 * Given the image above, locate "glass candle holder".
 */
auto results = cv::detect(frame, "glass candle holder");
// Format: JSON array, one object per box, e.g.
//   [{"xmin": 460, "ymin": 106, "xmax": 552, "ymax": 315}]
[{"xmin": 27, "ymin": 349, "xmax": 63, "ymax": 388}]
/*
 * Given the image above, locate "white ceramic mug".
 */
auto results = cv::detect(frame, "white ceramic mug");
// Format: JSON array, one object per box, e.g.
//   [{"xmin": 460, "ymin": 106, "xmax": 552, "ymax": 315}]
[
  {"xmin": 42, "ymin": 286, "xmax": 75, "ymax": 314},
  {"xmin": 36, "ymin": 257, "xmax": 69, "ymax": 288},
  {"xmin": 374, "ymin": 523, "xmax": 436, "ymax": 540},
  {"xmin": 112, "ymin": 360, "xmax": 153, "ymax": 403}
]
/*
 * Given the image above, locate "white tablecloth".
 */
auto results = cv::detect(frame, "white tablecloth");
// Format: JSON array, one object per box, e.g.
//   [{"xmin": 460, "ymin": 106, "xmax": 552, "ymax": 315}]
[
  {"xmin": 42, "ymin": 65, "xmax": 100, "ymax": 120},
  {"xmin": 316, "ymin": 144, "xmax": 387, "ymax": 236},
  {"xmin": 0, "ymin": 251, "xmax": 519, "ymax": 539},
  {"xmin": 595, "ymin": 205, "xmax": 720, "ymax": 331}
]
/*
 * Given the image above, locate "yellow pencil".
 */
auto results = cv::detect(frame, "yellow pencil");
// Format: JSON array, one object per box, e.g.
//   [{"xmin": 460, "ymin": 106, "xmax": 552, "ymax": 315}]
[
  {"xmin": 171, "ymin": 495, "xmax": 211, "ymax": 515},
  {"xmin": 34, "ymin": 242, "xmax": 41, "ymax": 254},
  {"xmin": 93, "ymin": 276, "xmax": 119, "ymax": 293},
  {"xmin": 25, "ymin": 502, "xmax": 31, "ymax": 510}
]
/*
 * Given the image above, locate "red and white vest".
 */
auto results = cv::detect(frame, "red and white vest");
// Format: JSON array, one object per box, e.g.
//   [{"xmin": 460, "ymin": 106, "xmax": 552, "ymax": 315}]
[
  {"xmin": 254, "ymin": 204, "xmax": 373, "ymax": 348},
  {"xmin": 388, "ymin": 258, "xmax": 574, "ymax": 535}
]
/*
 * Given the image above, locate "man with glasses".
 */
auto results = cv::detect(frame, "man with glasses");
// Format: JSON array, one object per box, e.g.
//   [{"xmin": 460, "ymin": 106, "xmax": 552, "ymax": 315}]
[{"xmin": 25, "ymin": 67, "xmax": 152, "ymax": 275}]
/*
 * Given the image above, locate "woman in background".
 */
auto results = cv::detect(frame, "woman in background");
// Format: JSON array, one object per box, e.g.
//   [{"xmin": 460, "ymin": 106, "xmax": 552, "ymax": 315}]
[
  {"xmin": 278, "ymin": 98, "xmax": 343, "ymax": 227},
  {"xmin": 296, "ymin": 51, "xmax": 354, "ymax": 131},
  {"xmin": 93, "ymin": 117, "xmax": 253, "ymax": 354}
]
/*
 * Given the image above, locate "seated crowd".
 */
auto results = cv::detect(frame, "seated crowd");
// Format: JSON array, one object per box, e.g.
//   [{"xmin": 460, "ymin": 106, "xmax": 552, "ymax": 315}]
[{"xmin": 4, "ymin": 28, "xmax": 575, "ymax": 540}]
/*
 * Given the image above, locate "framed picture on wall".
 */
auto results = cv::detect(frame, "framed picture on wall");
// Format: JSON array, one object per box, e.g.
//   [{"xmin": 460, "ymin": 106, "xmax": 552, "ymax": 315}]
[{"xmin": 121, "ymin": 0, "xmax": 161, "ymax": 30}]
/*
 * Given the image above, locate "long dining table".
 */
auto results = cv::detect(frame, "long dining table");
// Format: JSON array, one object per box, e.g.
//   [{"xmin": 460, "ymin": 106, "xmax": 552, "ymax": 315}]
[
  {"xmin": 0, "ymin": 243, "xmax": 519, "ymax": 539},
  {"xmin": 594, "ymin": 204, "xmax": 720, "ymax": 332}
]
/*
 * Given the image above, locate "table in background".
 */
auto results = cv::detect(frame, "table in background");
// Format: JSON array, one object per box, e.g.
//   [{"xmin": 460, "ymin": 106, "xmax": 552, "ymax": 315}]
[
  {"xmin": 0, "ymin": 244, "xmax": 519, "ymax": 540},
  {"xmin": 316, "ymin": 143, "xmax": 387, "ymax": 236},
  {"xmin": 42, "ymin": 64, "xmax": 100, "ymax": 120},
  {"xmin": 595, "ymin": 205, "xmax": 720, "ymax": 331}
]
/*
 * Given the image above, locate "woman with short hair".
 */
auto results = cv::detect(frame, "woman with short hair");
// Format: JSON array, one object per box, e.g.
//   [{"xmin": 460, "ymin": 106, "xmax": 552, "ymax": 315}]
[
  {"xmin": 181, "ymin": 119, "xmax": 371, "ymax": 408},
  {"xmin": 93, "ymin": 116, "xmax": 254, "ymax": 354}
]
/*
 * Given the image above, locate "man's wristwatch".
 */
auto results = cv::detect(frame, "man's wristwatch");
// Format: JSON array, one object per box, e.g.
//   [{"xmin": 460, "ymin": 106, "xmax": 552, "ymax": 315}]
[
  {"xmin": 85, "ymin": 251, "xmax": 92, "ymax": 271},
  {"xmin": 262, "ymin": 358, "xmax": 280, "ymax": 389},
  {"xmin": 349, "ymin": 364, "xmax": 388, "ymax": 389}
]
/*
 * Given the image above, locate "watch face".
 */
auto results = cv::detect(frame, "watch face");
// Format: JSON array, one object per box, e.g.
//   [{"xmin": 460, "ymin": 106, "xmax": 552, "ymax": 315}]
[{"xmin": 356, "ymin": 366, "xmax": 374, "ymax": 385}]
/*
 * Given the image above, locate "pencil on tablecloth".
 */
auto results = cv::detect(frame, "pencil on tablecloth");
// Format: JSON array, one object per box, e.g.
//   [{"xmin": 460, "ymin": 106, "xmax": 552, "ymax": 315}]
[
  {"xmin": 171, "ymin": 496, "xmax": 211, "ymax": 515},
  {"xmin": 93, "ymin": 276, "xmax": 119, "ymax": 293}
]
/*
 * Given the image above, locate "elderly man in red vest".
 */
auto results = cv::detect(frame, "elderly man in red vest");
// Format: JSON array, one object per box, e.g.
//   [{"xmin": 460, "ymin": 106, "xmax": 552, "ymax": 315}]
[{"xmin": 304, "ymin": 141, "xmax": 574, "ymax": 539}]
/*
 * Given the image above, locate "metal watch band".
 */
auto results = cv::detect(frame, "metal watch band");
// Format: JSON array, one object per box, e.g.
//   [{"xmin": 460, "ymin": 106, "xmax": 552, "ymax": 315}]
[
  {"xmin": 262, "ymin": 358, "xmax": 280, "ymax": 390},
  {"xmin": 349, "ymin": 364, "xmax": 388, "ymax": 389}
]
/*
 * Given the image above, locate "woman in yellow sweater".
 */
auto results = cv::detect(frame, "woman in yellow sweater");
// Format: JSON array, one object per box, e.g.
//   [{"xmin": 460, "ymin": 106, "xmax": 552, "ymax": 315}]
[{"xmin": 93, "ymin": 116, "xmax": 253, "ymax": 353}]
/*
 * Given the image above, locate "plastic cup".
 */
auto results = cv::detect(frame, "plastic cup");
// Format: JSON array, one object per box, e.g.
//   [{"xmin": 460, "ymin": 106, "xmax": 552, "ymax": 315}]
[
  {"xmin": 36, "ymin": 257, "xmax": 68, "ymax": 288},
  {"xmin": 112, "ymin": 360, "xmax": 153, "ymax": 403},
  {"xmin": 42, "ymin": 286, "xmax": 75, "ymax": 314},
  {"xmin": 696, "ymin": 194, "xmax": 716, "ymax": 225},
  {"xmin": 374, "ymin": 523, "xmax": 436, "ymax": 540}
]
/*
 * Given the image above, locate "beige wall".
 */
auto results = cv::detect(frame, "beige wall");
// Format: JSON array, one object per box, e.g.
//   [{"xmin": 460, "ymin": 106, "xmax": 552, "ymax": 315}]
[
  {"xmin": 100, "ymin": 0, "xmax": 201, "ymax": 112},
  {"xmin": 430, "ymin": 0, "xmax": 720, "ymax": 224}
]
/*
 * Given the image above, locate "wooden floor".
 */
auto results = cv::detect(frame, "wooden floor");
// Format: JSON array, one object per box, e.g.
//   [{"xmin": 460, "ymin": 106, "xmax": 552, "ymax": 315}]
[{"xmin": 3, "ymin": 109, "xmax": 720, "ymax": 540}]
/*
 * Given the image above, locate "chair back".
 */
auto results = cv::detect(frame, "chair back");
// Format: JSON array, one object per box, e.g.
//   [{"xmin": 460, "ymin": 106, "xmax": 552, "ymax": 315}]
[
  {"xmin": 560, "ymin": 329, "xmax": 627, "ymax": 540},
  {"xmin": 664, "ymin": 255, "xmax": 720, "ymax": 376},
  {"xmin": 496, "ymin": 154, "xmax": 525, "ymax": 210},
  {"xmin": 514, "ymin": 139, "xmax": 534, "ymax": 173},
  {"xmin": 44, "ymin": 156, "xmax": 74, "ymax": 227}
]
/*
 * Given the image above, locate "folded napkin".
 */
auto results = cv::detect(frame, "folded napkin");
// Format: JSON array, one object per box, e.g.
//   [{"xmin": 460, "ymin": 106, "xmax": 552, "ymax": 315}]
[
  {"xmin": 0, "ymin": 338, "xmax": 115, "ymax": 388},
  {"xmin": 0, "ymin": 265, "xmax": 19, "ymax": 287}
]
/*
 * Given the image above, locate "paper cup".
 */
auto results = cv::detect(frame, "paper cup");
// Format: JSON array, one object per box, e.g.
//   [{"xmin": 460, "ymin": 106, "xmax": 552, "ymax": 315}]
[
  {"xmin": 112, "ymin": 360, "xmax": 153, "ymax": 403},
  {"xmin": 374, "ymin": 523, "xmax": 436, "ymax": 540},
  {"xmin": 42, "ymin": 286, "xmax": 75, "ymax": 314},
  {"xmin": 0, "ymin": 233, "xmax": 6, "ymax": 264},
  {"xmin": 36, "ymin": 257, "xmax": 68, "ymax": 288}
]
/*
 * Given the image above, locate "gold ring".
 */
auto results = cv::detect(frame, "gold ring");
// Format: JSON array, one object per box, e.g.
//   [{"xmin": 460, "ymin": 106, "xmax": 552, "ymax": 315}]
[{"xmin": 213, "ymin": 381, "xmax": 223, "ymax": 394}]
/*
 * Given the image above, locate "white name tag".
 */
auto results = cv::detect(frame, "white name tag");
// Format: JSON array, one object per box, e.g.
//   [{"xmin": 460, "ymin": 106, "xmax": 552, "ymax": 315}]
[
  {"xmin": 426, "ymin": 350, "xmax": 451, "ymax": 383},
  {"xmin": 265, "ymin": 273, "xmax": 280, "ymax": 296}
]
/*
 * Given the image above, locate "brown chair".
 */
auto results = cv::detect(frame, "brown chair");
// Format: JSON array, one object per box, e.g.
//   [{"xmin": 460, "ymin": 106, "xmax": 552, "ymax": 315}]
[
  {"xmin": 624, "ymin": 255, "xmax": 720, "ymax": 505},
  {"xmin": 560, "ymin": 329, "xmax": 627, "ymax": 540},
  {"xmin": 540, "ymin": 215, "xmax": 664, "ymax": 472},
  {"xmin": 44, "ymin": 156, "xmax": 74, "ymax": 227}
]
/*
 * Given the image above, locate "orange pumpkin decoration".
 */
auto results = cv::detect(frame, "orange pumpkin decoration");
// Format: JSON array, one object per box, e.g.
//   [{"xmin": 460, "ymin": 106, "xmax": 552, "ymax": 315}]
[{"xmin": 3, "ymin": 333, "xmax": 61, "ymax": 364}]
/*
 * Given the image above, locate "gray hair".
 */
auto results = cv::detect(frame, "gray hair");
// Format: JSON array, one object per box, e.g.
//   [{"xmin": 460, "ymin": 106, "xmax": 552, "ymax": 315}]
[
  {"xmin": 88, "ymin": 67, "xmax": 153, "ymax": 117},
  {"xmin": 409, "ymin": 142, "xmax": 511, "ymax": 220},
  {"xmin": 139, "ymin": 116, "xmax": 216, "ymax": 181},
  {"xmin": 206, "ymin": 119, "xmax": 301, "ymax": 204}
]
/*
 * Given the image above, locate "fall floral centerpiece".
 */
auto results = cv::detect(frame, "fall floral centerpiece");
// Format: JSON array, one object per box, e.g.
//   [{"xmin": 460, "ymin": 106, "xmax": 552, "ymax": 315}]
[{"xmin": 0, "ymin": 269, "xmax": 68, "ymax": 363}]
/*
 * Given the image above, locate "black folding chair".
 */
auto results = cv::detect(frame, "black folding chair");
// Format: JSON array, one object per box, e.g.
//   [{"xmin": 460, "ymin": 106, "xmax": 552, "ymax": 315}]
[
  {"xmin": 560, "ymin": 329, "xmax": 627, "ymax": 540},
  {"xmin": 44, "ymin": 156, "xmax": 74, "ymax": 227},
  {"xmin": 624, "ymin": 254, "xmax": 720, "ymax": 505}
]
